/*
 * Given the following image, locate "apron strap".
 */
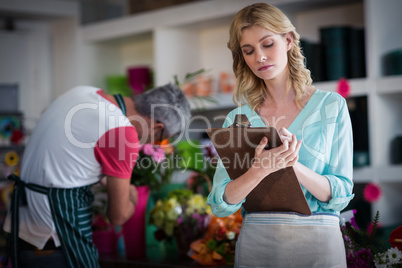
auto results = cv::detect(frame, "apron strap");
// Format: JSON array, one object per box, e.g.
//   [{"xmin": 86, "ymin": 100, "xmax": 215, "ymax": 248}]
[
  {"xmin": 7, "ymin": 174, "xmax": 48, "ymax": 268},
  {"xmin": 7, "ymin": 174, "xmax": 99, "ymax": 268},
  {"xmin": 113, "ymin": 94, "xmax": 127, "ymax": 116}
]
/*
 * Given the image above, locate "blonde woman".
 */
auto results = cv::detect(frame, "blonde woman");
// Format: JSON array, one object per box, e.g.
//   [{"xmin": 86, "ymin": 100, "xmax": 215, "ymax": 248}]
[{"xmin": 207, "ymin": 3, "xmax": 354, "ymax": 267}]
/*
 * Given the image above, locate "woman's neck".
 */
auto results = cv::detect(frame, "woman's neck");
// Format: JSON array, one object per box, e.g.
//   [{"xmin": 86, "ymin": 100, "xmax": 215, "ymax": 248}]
[{"xmin": 264, "ymin": 76, "xmax": 295, "ymax": 107}]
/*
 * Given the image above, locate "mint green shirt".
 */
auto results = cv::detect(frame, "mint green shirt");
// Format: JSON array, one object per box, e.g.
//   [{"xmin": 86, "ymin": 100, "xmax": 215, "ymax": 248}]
[{"xmin": 207, "ymin": 89, "xmax": 354, "ymax": 217}]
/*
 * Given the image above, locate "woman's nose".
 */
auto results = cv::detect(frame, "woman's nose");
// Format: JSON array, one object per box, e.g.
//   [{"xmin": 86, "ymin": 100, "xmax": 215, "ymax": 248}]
[
  {"xmin": 256, "ymin": 51, "xmax": 267, "ymax": 63},
  {"xmin": 258, "ymin": 55, "xmax": 267, "ymax": 63}
]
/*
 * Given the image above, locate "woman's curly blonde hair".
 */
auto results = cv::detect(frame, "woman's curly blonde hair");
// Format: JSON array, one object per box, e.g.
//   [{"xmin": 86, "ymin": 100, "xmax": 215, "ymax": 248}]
[{"xmin": 228, "ymin": 3, "xmax": 312, "ymax": 111}]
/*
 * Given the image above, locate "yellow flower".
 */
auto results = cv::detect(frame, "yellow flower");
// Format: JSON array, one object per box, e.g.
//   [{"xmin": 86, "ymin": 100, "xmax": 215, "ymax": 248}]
[
  {"xmin": 5, "ymin": 151, "xmax": 19, "ymax": 166},
  {"xmin": 164, "ymin": 222, "xmax": 176, "ymax": 236},
  {"xmin": 166, "ymin": 208, "xmax": 179, "ymax": 221},
  {"xmin": 163, "ymin": 197, "xmax": 180, "ymax": 220},
  {"xmin": 153, "ymin": 210, "xmax": 165, "ymax": 228},
  {"xmin": 154, "ymin": 200, "xmax": 163, "ymax": 208},
  {"xmin": 164, "ymin": 197, "xmax": 179, "ymax": 211},
  {"xmin": 186, "ymin": 194, "xmax": 208, "ymax": 215},
  {"xmin": 206, "ymin": 206, "xmax": 212, "ymax": 215}
]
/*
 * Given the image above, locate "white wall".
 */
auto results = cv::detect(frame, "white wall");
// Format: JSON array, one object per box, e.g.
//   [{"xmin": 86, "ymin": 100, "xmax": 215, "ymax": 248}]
[{"xmin": 0, "ymin": 20, "xmax": 52, "ymax": 131}]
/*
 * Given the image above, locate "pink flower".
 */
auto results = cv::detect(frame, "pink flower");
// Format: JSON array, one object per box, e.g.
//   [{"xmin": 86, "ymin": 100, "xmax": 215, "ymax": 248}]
[
  {"xmin": 155, "ymin": 147, "xmax": 165, "ymax": 155},
  {"xmin": 337, "ymin": 78, "xmax": 351, "ymax": 98},
  {"xmin": 142, "ymin": 144, "xmax": 155, "ymax": 156},
  {"xmin": 346, "ymin": 248, "xmax": 372, "ymax": 268},
  {"xmin": 350, "ymin": 216, "xmax": 359, "ymax": 230},
  {"xmin": 152, "ymin": 150, "xmax": 166, "ymax": 163},
  {"xmin": 363, "ymin": 183, "xmax": 382, "ymax": 203},
  {"xmin": 177, "ymin": 217, "xmax": 183, "ymax": 225}
]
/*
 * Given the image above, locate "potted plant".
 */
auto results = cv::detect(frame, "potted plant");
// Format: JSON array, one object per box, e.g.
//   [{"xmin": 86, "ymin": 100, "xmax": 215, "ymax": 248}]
[{"xmin": 148, "ymin": 189, "xmax": 212, "ymax": 257}]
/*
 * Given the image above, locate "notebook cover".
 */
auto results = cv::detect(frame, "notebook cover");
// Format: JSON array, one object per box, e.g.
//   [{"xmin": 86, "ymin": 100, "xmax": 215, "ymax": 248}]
[{"xmin": 206, "ymin": 126, "xmax": 312, "ymax": 215}]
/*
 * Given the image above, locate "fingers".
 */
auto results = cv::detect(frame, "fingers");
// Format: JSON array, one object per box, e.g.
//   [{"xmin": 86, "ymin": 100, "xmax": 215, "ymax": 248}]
[
  {"xmin": 273, "ymin": 138, "xmax": 289, "ymax": 155},
  {"xmin": 279, "ymin": 127, "xmax": 292, "ymax": 142},
  {"xmin": 280, "ymin": 135, "xmax": 292, "ymax": 143},
  {"xmin": 254, "ymin": 133, "xmax": 301, "ymax": 174},
  {"xmin": 255, "ymin": 136, "xmax": 268, "ymax": 156},
  {"xmin": 279, "ymin": 127, "xmax": 291, "ymax": 136},
  {"xmin": 272, "ymin": 135, "xmax": 301, "ymax": 168},
  {"xmin": 285, "ymin": 139, "xmax": 302, "ymax": 165},
  {"xmin": 289, "ymin": 134, "xmax": 297, "ymax": 152}
]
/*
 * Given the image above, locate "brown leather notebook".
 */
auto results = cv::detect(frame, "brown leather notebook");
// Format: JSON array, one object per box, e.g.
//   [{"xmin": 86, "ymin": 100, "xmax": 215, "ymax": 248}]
[{"xmin": 206, "ymin": 115, "xmax": 311, "ymax": 215}]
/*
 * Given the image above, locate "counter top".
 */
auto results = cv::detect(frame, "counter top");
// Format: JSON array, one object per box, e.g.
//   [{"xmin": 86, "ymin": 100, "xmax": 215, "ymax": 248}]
[{"xmin": 99, "ymin": 254, "xmax": 231, "ymax": 268}]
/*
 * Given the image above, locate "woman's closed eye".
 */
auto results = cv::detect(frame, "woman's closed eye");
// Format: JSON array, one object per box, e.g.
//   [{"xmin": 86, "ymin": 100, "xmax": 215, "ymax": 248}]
[
  {"xmin": 243, "ymin": 49, "xmax": 254, "ymax": 55},
  {"xmin": 242, "ymin": 43, "xmax": 273, "ymax": 55},
  {"xmin": 263, "ymin": 42, "xmax": 274, "ymax": 48}
]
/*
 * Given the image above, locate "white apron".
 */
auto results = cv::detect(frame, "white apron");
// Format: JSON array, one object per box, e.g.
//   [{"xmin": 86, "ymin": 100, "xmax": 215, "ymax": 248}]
[{"xmin": 235, "ymin": 212, "xmax": 346, "ymax": 268}]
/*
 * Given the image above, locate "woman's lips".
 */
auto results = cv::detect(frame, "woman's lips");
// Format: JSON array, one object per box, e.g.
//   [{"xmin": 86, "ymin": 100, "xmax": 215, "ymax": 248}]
[{"xmin": 258, "ymin": 65, "xmax": 272, "ymax": 71}]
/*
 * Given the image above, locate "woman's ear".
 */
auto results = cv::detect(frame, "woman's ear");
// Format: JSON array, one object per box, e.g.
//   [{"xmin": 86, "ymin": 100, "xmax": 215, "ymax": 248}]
[{"xmin": 285, "ymin": 33, "xmax": 293, "ymax": 51}]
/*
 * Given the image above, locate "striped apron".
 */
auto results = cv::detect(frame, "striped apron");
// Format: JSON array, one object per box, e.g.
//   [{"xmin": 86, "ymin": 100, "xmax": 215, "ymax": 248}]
[
  {"xmin": 7, "ymin": 93, "xmax": 127, "ymax": 267},
  {"xmin": 235, "ymin": 212, "xmax": 346, "ymax": 268},
  {"xmin": 8, "ymin": 174, "xmax": 99, "ymax": 268}
]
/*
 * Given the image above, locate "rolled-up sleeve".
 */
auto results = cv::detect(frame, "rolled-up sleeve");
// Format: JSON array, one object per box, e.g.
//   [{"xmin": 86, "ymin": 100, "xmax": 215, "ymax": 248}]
[
  {"xmin": 207, "ymin": 109, "xmax": 246, "ymax": 217},
  {"xmin": 207, "ymin": 159, "xmax": 245, "ymax": 217},
  {"xmin": 318, "ymin": 97, "xmax": 354, "ymax": 211}
]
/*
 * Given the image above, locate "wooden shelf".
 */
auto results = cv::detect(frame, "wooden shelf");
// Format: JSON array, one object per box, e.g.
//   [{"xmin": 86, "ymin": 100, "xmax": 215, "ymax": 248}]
[
  {"xmin": 188, "ymin": 93, "xmax": 235, "ymax": 111},
  {"xmin": 190, "ymin": 77, "xmax": 372, "ymax": 112},
  {"xmin": 0, "ymin": 0, "xmax": 79, "ymax": 19},
  {"xmin": 353, "ymin": 166, "xmax": 374, "ymax": 183},
  {"xmin": 80, "ymin": 0, "xmax": 242, "ymax": 42},
  {"xmin": 313, "ymin": 78, "xmax": 369, "ymax": 97},
  {"xmin": 376, "ymin": 76, "xmax": 402, "ymax": 95},
  {"xmin": 374, "ymin": 165, "xmax": 402, "ymax": 183},
  {"xmin": 80, "ymin": 0, "xmax": 358, "ymax": 43},
  {"xmin": 353, "ymin": 165, "xmax": 402, "ymax": 183}
]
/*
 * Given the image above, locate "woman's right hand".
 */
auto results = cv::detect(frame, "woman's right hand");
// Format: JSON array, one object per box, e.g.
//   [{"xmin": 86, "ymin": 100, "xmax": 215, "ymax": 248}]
[{"xmin": 252, "ymin": 134, "xmax": 301, "ymax": 177}]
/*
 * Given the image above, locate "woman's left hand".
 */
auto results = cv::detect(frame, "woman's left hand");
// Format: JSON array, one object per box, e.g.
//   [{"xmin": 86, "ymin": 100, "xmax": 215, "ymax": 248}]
[
  {"xmin": 279, "ymin": 127, "xmax": 293, "ymax": 143},
  {"xmin": 278, "ymin": 127, "xmax": 301, "ymax": 166}
]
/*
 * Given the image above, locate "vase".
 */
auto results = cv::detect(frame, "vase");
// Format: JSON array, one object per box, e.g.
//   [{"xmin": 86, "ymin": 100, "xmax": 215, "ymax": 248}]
[
  {"xmin": 146, "ymin": 224, "xmax": 178, "ymax": 261},
  {"xmin": 122, "ymin": 185, "xmax": 150, "ymax": 258},
  {"xmin": 145, "ymin": 184, "xmax": 184, "ymax": 261},
  {"xmin": 92, "ymin": 227, "xmax": 121, "ymax": 255}
]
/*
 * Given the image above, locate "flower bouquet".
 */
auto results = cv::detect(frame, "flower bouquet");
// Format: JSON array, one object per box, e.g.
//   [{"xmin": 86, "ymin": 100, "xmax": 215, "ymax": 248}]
[
  {"xmin": 131, "ymin": 143, "xmax": 168, "ymax": 189},
  {"xmin": 374, "ymin": 247, "xmax": 402, "ymax": 267},
  {"xmin": 341, "ymin": 210, "xmax": 402, "ymax": 267},
  {"xmin": 189, "ymin": 209, "xmax": 243, "ymax": 266},
  {"xmin": 148, "ymin": 189, "xmax": 212, "ymax": 255}
]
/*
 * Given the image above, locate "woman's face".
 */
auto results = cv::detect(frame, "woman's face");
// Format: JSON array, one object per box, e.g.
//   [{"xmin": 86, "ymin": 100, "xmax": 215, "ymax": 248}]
[{"xmin": 239, "ymin": 25, "xmax": 292, "ymax": 82}]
